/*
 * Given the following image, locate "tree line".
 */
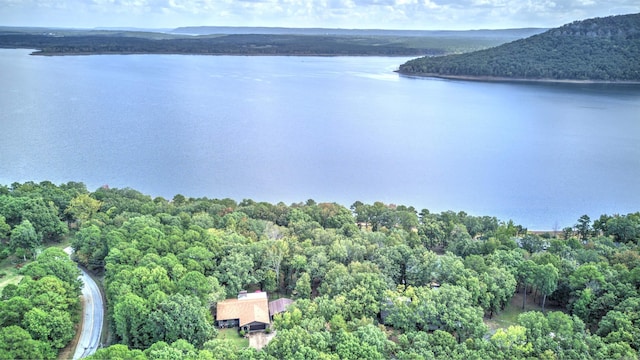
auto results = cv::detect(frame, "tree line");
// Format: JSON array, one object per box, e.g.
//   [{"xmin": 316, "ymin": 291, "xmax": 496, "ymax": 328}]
[
  {"xmin": 399, "ymin": 13, "xmax": 640, "ymax": 81},
  {"xmin": 0, "ymin": 181, "xmax": 639, "ymax": 359},
  {"xmin": 0, "ymin": 246, "xmax": 81, "ymax": 359},
  {"xmin": 0, "ymin": 33, "xmax": 443, "ymax": 57}
]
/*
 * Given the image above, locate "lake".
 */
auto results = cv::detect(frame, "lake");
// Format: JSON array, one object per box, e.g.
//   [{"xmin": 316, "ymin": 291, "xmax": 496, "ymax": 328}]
[{"xmin": 1, "ymin": 49, "xmax": 639, "ymax": 230}]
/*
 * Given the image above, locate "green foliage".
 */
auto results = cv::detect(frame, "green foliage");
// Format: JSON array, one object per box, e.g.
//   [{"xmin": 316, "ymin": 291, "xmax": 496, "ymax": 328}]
[
  {"xmin": 86, "ymin": 344, "xmax": 146, "ymax": 360},
  {"xmin": 0, "ymin": 27, "xmax": 543, "ymax": 57},
  {"xmin": 72, "ymin": 224, "xmax": 107, "ymax": 270},
  {"xmin": 9, "ymin": 219, "xmax": 40, "ymax": 261},
  {"xmin": 383, "ymin": 284, "xmax": 487, "ymax": 341},
  {"xmin": 0, "ymin": 215, "xmax": 10, "ymax": 239},
  {"xmin": 24, "ymin": 307, "xmax": 75, "ymax": 349},
  {"xmin": 0, "ymin": 195, "xmax": 67, "ymax": 242},
  {"xmin": 147, "ymin": 293, "xmax": 215, "ymax": 348},
  {"xmin": 535, "ymin": 264, "xmax": 559, "ymax": 312},
  {"xmin": 0, "ymin": 242, "xmax": 81, "ymax": 358},
  {"xmin": 400, "ymin": 13, "xmax": 640, "ymax": 81},
  {"xmin": 114, "ymin": 293, "xmax": 151, "ymax": 349},
  {"xmin": 20, "ymin": 247, "xmax": 82, "ymax": 293},
  {"xmin": 490, "ymin": 325, "xmax": 533, "ymax": 359},
  {"xmin": 2, "ymin": 181, "xmax": 639, "ymax": 358},
  {"xmin": 65, "ymin": 193, "xmax": 101, "ymax": 226},
  {"xmin": 0, "ymin": 325, "xmax": 56, "ymax": 360},
  {"xmin": 215, "ymin": 251, "xmax": 257, "ymax": 298},
  {"xmin": 481, "ymin": 266, "xmax": 517, "ymax": 317},
  {"xmin": 294, "ymin": 272, "xmax": 312, "ymax": 299},
  {"xmin": 605, "ymin": 214, "xmax": 640, "ymax": 243}
]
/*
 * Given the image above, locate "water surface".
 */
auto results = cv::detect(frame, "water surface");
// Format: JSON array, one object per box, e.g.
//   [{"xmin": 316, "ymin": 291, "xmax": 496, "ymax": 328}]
[{"xmin": 1, "ymin": 49, "xmax": 639, "ymax": 229}]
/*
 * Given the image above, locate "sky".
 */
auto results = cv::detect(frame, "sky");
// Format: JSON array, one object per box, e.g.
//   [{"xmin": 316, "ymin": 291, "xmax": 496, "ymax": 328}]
[{"xmin": 0, "ymin": 0, "xmax": 638, "ymax": 30}]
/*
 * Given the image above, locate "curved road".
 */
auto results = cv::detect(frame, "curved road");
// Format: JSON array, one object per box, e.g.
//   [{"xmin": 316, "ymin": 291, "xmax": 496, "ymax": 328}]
[{"xmin": 64, "ymin": 247, "xmax": 104, "ymax": 359}]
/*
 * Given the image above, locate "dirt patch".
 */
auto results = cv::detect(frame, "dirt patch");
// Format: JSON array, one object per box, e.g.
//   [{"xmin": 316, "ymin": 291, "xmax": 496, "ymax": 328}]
[{"xmin": 248, "ymin": 331, "xmax": 276, "ymax": 350}]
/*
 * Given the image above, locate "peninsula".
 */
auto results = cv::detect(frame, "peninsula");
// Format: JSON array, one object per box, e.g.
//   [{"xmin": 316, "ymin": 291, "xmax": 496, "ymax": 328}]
[
  {"xmin": 0, "ymin": 27, "xmax": 543, "ymax": 57},
  {"xmin": 398, "ymin": 13, "xmax": 640, "ymax": 82}
]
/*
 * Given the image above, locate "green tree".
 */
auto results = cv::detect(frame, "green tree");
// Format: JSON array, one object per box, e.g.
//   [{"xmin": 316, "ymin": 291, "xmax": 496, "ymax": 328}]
[
  {"xmin": 147, "ymin": 293, "xmax": 215, "ymax": 348},
  {"xmin": 71, "ymin": 224, "xmax": 106, "ymax": 270},
  {"xmin": 490, "ymin": 325, "xmax": 533, "ymax": 359},
  {"xmin": 12, "ymin": 275, "xmax": 79, "ymax": 316},
  {"xmin": 517, "ymin": 311, "xmax": 552, "ymax": 357},
  {"xmin": 10, "ymin": 219, "xmax": 40, "ymax": 261},
  {"xmin": 23, "ymin": 307, "xmax": 75, "ymax": 349},
  {"xmin": 481, "ymin": 266, "xmax": 517, "ymax": 317},
  {"xmin": 23, "ymin": 198, "xmax": 68, "ymax": 242},
  {"xmin": 318, "ymin": 262, "xmax": 388, "ymax": 321},
  {"xmin": 0, "ymin": 215, "xmax": 10, "ymax": 239},
  {"xmin": 569, "ymin": 264, "xmax": 604, "ymax": 292},
  {"xmin": 384, "ymin": 284, "xmax": 486, "ymax": 342},
  {"xmin": 0, "ymin": 295, "xmax": 32, "ymax": 327},
  {"xmin": 114, "ymin": 293, "xmax": 151, "ymax": 349},
  {"xmin": 86, "ymin": 344, "xmax": 146, "ymax": 360},
  {"xmin": 606, "ymin": 215, "xmax": 638, "ymax": 243},
  {"xmin": 264, "ymin": 325, "xmax": 327, "ymax": 359},
  {"xmin": 64, "ymin": 193, "xmax": 101, "ymax": 226},
  {"xmin": 144, "ymin": 339, "xmax": 199, "ymax": 360},
  {"xmin": 535, "ymin": 264, "xmax": 559, "ymax": 312},
  {"xmin": 597, "ymin": 310, "xmax": 639, "ymax": 350},
  {"xmin": 215, "ymin": 251, "xmax": 257, "ymax": 298},
  {"xmin": 202, "ymin": 339, "xmax": 240, "ymax": 360},
  {"xmin": 176, "ymin": 271, "xmax": 217, "ymax": 306},
  {"xmin": 575, "ymin": 214, "xmax": 591, "ymax": 241},
  {"xmin": 294, "ymin": 272, "xmax": 312, "ymax": 299},
  {"xmin": 334, "ymin": 329, "xmax": 385, "ymax": 360},
  {"xmin": 20, "ymin": 247, "xmax": 82, "ymax": 293},
  {"xmin": 520, "ymin": 234, "xmax": 545, "ymax": 254},
  {"xmin": 354, "ymin": 324, "xmax": 392, "ymax": 358},
  {"xmin": 518, "ymin": 260, "xmax": 537, "ymax": 310},
  {"xmin": 0, "ymin": 325, "xmax": 56, "ymax": 360},
  {"xmin": 265, "ymin": 239, "xmax": 288, "ymax": 291}
]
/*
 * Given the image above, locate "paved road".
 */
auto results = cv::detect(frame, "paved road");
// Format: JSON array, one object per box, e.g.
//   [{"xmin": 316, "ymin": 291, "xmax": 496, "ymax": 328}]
[{"xmin": 64, "ymin": 247, "xmax": 104, "ymax": 359}]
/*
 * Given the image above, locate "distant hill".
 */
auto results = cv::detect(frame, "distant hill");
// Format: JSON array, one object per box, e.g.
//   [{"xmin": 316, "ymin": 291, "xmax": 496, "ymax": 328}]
[
  {"xmin": 398, "ymin": 13, "xmax": 640, "ymax": 82},
  {"xmin": 0, "ymin": 26, "xmax": 544, "ymax": 57},
  {"xmin": 171, "ymin": 26, "xmax": 544, "ymax": 38}
]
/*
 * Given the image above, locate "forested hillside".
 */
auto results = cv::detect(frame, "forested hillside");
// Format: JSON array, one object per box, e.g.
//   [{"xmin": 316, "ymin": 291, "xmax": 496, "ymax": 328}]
[
  {"xmin": 0, "ymin": 27, "xmax": 542, "ymax": 57},
  {"xmin": 399, "ymin": 13, "xmax": 640, "ymax": 81},
  {"xmin": 1, "ymin": 181, "xmax": 639, "ymax": 359}
]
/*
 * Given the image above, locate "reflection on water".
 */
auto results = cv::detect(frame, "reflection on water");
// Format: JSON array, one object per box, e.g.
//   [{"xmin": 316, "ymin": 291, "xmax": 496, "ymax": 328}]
[{"xmin": 1, "ymin": 50, "xmax": 639, "ymax": 229}]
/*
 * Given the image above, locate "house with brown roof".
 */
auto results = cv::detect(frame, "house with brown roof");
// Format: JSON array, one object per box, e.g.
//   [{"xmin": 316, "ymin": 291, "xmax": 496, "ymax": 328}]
[
  {"xmin": 216, "ymin": 291, "xmax": 296, "ymax": 332},
  {"xmin": 268, "ymin": 298, "xmax": 294, "ymax": 320},
  {"xmin": 216, "ymin": 290, "xmax": 270, "ymax": 332}
]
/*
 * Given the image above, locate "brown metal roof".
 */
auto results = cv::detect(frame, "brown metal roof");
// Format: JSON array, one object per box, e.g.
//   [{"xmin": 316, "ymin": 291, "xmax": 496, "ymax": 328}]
[
  {"xmin": 217, "ymin": 297, "xmax": 270, "ymax": 327},
  {"xmin": 268, "ymin": 298, "xmax": 294, "ymax": 316}
]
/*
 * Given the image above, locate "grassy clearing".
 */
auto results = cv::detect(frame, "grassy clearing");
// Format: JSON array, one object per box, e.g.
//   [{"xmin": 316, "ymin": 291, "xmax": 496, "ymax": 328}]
[
  {"xmin": 0, "ymin": 255, "xmax": 23, "ymax": 293},
  {"xmin": 485, "ymin": 292, "xmax": 547, "ymax": 333},
  {"xmin": 217, "ymin": 328, "xmax": 249, "ymax": 349},
  {"xmin": 0, "ymin": 239, "xmax": 73, "ymax": 293},
  {"xmin": 0, "ymin": 268, "xmax": 23, "ymax": 292}
]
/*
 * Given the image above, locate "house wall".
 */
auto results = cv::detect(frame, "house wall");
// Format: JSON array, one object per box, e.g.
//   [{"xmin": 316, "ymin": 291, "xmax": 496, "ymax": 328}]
[
  {"xmin": 245, "ymin": 321, "xmax": 268, "ymax": 331},
  {"xmin": 218, "ymin": 319, "xmax": 239, "ymax": 328}
]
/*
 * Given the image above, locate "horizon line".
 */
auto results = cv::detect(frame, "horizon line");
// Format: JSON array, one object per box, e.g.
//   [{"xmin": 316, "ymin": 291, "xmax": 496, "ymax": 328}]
[{"xmin": 0, "ymin": 24, "xmax": 549, "ymax": 32}]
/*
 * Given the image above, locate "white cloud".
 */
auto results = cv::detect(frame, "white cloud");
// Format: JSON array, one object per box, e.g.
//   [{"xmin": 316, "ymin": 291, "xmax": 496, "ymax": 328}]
[{"xmin": 0, "ymin": 0, "xmax": 638, "ymax": 29}]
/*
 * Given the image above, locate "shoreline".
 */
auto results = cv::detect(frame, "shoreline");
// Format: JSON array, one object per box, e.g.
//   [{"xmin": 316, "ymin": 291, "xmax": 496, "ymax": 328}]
[
  {"xmin": 0, "ymin": 46, "xmax": 427, "ymax": 58},
  {"xmin": 395, "ymin": 71, "xmax": 640, "ymax": 85},
  {"xmin": 30, "ymin": 51, "xmax": 420, "ymax": 57}
]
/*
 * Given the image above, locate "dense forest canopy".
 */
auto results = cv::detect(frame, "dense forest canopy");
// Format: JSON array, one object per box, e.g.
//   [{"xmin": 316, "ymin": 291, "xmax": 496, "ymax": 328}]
[
  {"xmin": 0, "ymin": 27, "xmax": 543, "ymax": 56},
  {"xmin": 0, "ymin": 181, "xmax": 639, "ymax": 359},
  {"xmin": 399, "ymin": 13, "xmax": 640, "ymax": 81}
]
